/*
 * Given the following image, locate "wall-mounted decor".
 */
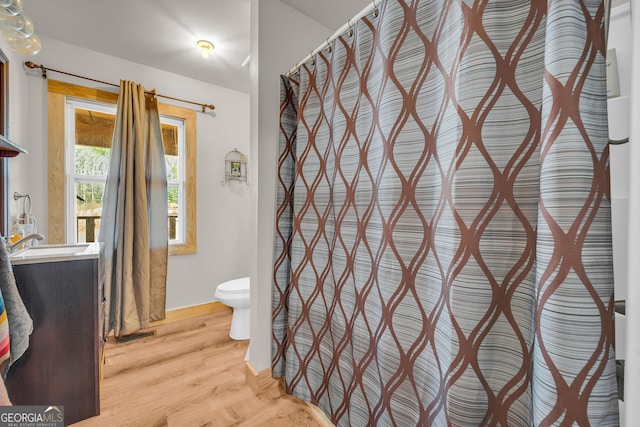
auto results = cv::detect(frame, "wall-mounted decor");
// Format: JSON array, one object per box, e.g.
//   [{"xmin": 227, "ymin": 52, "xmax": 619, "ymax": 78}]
[{"xmin": 223, "ymin": 149, "xmax": 248, "ymax": 185}]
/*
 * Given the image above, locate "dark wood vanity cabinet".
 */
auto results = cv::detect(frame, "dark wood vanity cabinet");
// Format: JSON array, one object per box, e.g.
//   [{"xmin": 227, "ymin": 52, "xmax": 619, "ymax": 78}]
[{"xmin": 5, "ymin": 258, "xmax": 102, "ymax": 425}]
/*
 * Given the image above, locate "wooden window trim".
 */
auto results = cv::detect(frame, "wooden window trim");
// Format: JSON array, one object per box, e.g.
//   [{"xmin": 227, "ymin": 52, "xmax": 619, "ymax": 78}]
[{"xmin": 47, "ymin": 80, "xmax": 197, "ymax": 255}]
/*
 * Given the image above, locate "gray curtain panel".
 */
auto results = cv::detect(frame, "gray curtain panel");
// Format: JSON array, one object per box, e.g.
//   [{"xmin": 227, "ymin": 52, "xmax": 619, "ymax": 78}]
[
  {"xmin": 100, "ymin": 81, "xmax": 169, "ymax": 338},
  {"xmin": 273, "ymin": 0, "xmax": 618, "ymax": 425}
]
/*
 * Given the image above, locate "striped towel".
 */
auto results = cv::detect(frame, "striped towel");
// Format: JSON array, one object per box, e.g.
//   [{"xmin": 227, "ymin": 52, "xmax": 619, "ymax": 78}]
[
  {"xmin": 0, "ymin": 238, "xmax": 32, "ymax": 373},
  {"xmin": 0, "ymin": 293, "xmax": 9, "ymax": 369}
]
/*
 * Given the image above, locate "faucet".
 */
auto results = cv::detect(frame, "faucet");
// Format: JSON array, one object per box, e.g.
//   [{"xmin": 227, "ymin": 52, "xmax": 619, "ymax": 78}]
[{"xmin": 6, "ymin": 233, "xmax": 44, "ymax": 254}]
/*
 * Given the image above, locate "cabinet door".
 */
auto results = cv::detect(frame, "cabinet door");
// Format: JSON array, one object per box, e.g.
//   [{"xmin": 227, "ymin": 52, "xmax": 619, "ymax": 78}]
[{"xmin": 6, "ymin": 259, "xmax": 99, "ymax": 425}]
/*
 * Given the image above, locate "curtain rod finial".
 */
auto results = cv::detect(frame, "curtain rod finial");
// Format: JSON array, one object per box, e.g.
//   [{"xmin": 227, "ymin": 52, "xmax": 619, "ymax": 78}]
[{"xmin": 24, "ymin": 61, "xmax": 46, "ymax": 79}]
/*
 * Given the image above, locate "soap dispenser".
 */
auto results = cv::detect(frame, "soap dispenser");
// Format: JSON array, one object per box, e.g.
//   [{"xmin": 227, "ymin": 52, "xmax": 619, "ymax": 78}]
[
  {"xmin": 10, "ymin": 192, "xmax": 37, "ymax": 245},
  {"xmin": 8, "ymin": 219, "xmax": 26, "ymax": 244}
]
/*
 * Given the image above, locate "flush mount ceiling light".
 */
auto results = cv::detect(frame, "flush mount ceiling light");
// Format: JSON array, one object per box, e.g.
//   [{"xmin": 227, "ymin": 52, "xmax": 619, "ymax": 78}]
[{"xmin": 197, "ymin": 39, "xmax": 214, "ymax": 58}]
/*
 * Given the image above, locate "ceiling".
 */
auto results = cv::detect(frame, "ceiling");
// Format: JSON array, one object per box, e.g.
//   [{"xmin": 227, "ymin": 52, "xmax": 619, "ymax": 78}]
[
  {"xmin": 280, "ymin": 0, "xmax": 372, "ymax": 30},
  {"xmin": 21, "ymin": 0, "xmax": 370, "ymax": 94},
  {"xmin": 20, "ymin": 0, "xmax": 626, "ymax": 94}
]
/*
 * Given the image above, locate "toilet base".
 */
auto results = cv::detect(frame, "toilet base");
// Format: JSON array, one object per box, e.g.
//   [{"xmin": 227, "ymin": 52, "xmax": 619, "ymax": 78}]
[{"xmin": 229, "ymin": 306, "xmax": 250, "ymax": 340}]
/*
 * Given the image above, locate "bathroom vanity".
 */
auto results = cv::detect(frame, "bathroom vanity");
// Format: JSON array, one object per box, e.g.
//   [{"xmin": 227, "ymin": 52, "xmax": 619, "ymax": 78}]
[{"xmin": 5, "ymin": 243, "xmax": 103, "ymax": 425}]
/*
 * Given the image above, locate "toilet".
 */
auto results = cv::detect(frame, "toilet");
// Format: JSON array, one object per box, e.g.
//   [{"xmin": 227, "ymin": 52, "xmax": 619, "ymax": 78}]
[{"xmin": 215, "ymin": 277, "xmax": 250, "ymax": 340}]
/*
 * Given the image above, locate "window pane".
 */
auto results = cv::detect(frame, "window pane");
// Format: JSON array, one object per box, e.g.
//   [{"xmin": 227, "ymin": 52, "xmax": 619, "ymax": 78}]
[
  {"xmin": 75, "ymin": 145, "xmax": 111, "ymax": 176},
  {"xmin": 75, "ymin": 108, "xmax": 115, "ymax": 149},
  {"xmin": 168, "ymin": 185, "xmax": 178, "ymax": 241},
  {"xmin": 163, "ymin": 123, "xmax": 179, "ymax": 156},
  {"xmin": 76, "ymin": 181, "xmax": 105, "ymax": 243},
  {"xmin": 166, "ymin": 154, "xmax": 179, "ymax": 181}
]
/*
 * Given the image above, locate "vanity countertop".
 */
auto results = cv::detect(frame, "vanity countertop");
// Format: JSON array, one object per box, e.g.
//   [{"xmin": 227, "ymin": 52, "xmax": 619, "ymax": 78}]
[{"xmin": 10, "ymin": 242, "xmax": 102, "ymax": 265}]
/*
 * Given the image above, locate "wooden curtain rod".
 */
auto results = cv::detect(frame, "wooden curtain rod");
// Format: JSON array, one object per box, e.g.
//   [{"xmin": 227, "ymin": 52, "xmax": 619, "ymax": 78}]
[{"xmin": 24, "ymin": 61, "xmax": 215, "ymax": 112}]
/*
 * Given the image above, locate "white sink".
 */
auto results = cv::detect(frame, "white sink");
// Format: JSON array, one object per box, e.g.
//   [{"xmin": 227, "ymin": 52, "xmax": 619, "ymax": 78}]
[
  {"xmin": 17, "ymin": 244, "xmax": 90, "ymax": 256},
  {"xmin": 10, "ymin": 242, "xmax": 101, "ymax": 264}
]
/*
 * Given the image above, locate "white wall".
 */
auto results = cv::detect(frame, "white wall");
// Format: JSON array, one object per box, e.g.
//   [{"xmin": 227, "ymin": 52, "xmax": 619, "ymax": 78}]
[
  {"xmin": 625, "ymin": 0, "xmax": 640, "ymax": 423},
  {"xmin": 0, "ymin": 39, "xmax": 32, "ymax": 234},
  {"xmin": 607, "ymin": 3, "xmax": 633, "ymax": 425},
  {"xmin": 609, "ymin": 5, "xmax": 632, "ymax": 98},
  {"xmin": 249, "ymin": 0, "xmax": 332, "ymax": 372},
  {"xmin": 609, "ymin": 5, "xmax": 631, "ymax": 306},
  {"xmin": 6, "ymin": 36, "xmax": 251, "ymax": 311}
]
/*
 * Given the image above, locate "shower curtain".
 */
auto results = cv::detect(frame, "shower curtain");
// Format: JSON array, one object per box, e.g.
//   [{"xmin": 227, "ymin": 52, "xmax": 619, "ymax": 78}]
[
  {"xmin": 100, "ymin": 81, "xmax": 169, "ymax": 338},
  {"xmin": 273, "ymin": 0, "xmax": 618, "ymax": 425}
]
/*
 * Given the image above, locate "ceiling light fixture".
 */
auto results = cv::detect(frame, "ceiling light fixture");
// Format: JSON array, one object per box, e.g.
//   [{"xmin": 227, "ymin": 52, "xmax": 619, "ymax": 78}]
[
  {"xmin": 0, "ymin": 0, "xmax": 41, "ymax": 55},
  {"xmin": 197, "ymin": 39, "xmax": 214, "ymax": 58}
]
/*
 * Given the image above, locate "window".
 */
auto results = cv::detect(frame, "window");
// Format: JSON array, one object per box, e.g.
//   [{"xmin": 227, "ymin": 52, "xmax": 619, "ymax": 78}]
[
  {"xmin": 48, "ymin": 80, "xmax": 197, "ymax": 255},
  {"xmin": 67, "ymin": 99, "xmax": 186, "ymax": 245}
]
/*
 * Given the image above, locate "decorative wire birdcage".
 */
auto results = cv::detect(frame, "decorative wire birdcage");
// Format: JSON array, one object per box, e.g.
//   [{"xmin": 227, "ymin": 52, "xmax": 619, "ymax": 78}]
[{"xmin": 223, "ymin": 148, "xmax": 249, "ymax": 185}]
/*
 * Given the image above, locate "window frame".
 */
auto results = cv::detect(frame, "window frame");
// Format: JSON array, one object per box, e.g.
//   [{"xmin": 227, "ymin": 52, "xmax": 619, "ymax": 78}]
[
  {"xmin": 47, "ymin": 80, "xmax": 197, "ymax": 255},
  {"xmin": 159, "ymin": 114, "xmax": 186, "ymax": 244},
  {"xmin": 0, "ymin": 49, "xmax": 8, "ymax": 236}
]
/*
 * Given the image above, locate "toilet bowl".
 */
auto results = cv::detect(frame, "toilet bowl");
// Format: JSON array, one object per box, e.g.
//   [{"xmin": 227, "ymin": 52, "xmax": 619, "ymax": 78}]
[{"xmin": 215, "ymin": 277, "xmax": 250, "ymax": 340}]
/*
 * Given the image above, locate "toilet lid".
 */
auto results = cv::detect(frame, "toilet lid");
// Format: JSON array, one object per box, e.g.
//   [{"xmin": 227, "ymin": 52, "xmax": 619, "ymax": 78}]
[{"xmin": 216, "ymin": 277, "xmax": 250, "ymax": 295}]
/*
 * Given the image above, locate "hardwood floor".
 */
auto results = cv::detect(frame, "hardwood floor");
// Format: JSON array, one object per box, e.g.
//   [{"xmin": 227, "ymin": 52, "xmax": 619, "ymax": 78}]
[{"xmin": 71, "ymin": 309, "xmax": 322, "ymax": 427}]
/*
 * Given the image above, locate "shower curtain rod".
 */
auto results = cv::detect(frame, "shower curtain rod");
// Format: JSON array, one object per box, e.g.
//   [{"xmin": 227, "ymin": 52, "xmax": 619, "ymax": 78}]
[
  {"xmin": 287, "ymin": 0, "xmax": 625, "ymax": 146},
  {"xmin": 286, "ymin": 0, "xmax": 379, "ymax": 77},
  {"xmin": 23, "ymin": 61, "xmax": 216, "ymax": 112},
  {"xmin": 287, "ymin": 0, "xmax": 614, "ymax": 77}
]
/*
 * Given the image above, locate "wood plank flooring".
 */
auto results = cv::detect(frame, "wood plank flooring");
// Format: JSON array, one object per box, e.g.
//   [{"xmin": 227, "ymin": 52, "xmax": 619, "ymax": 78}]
[{"xmin": 71, "ymin": 309, "xmax": 322, "ymax": 427}]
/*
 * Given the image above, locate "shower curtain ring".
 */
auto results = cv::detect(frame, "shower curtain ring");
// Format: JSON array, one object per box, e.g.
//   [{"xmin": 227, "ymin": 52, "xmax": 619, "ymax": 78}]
[
  {"xmin": 326, "ymin": 38, "xmax": 332, "ymax": 53},
  {"xmin": 347, "ymin": 19, "xmax": 354, "ymax": 37},
  {"xmin": 373, "ymin": 0, "xmax": 379, "ymax": 17}
]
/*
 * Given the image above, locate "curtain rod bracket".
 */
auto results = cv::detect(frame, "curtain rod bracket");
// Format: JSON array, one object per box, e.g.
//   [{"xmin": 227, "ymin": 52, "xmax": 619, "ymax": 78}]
[{"xmin": 25, "ymin": 60, "xmax": 46, "ymax": 79}]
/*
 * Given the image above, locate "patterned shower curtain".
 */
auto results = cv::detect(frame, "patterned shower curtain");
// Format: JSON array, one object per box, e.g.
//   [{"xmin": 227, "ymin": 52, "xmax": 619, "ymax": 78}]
[{"xmin": 272, "ymin": 0, "xmax": 618, "ymax": 425}]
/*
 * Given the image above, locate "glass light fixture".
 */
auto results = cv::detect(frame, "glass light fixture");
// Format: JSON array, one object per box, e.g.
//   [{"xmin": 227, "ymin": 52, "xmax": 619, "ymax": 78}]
[
  {"xmin": 3, "ymin": 31, "xmax": 40, "ymax": 55},
  {"xmin": 0, "ymin": 0, "xmax": 41, "ymax": 55},
  {"xmin": 197, "ymin": 40, "xmax": 214, "ymax": 58},
  {"xmin": 0, "ymin": 0, "xmax": 22, "ymax": 16},
  {"xmin": 0, "ymin": 13, "xmax": 33, "ymax": 37}
]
